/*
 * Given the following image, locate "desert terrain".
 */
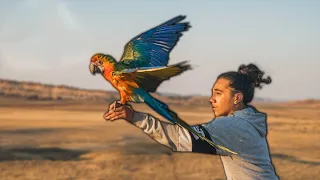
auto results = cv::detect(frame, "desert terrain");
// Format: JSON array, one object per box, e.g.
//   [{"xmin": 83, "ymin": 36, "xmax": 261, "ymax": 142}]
[
  {"xmin": 0, "ymin": 80, "xmax": 319, "ymax": 180},
  {"xmin": 0, "ymin": 97, "xmax": 319, "ymax": 180}
]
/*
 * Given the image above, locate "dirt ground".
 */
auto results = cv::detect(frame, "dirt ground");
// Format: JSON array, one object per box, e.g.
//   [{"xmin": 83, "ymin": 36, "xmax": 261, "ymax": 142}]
[{"xmin": 0, "ymin": 97, "xmax": 319, "ymax": 180}]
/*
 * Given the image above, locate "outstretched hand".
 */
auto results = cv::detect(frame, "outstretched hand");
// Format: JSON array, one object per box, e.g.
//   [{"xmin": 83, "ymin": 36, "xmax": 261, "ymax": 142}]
[{"xmin": 103, "ymin": 101, "xmax": 135, "ymax": 122}]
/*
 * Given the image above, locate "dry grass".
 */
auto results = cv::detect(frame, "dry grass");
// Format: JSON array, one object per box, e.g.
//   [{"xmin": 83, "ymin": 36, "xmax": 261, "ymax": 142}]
[{"xmin": 0, "ymin": 97, "xmax": 319, "ymax": 180}]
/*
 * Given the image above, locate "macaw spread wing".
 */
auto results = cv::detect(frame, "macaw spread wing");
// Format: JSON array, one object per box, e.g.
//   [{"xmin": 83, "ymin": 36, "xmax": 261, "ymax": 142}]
[
  {"xmin": 119, "ymin": 15, "xmax": 190, "ymax": 68},
  {"xmin": 113, "ymin": 61, "xmax": 191, "ymax": 92}
]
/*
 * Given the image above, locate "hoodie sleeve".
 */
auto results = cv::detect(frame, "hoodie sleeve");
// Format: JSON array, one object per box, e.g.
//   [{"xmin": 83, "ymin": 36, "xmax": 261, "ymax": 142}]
[
  {"xmin": 130, "ymin": 111, "xmax": 192, "ymax": 152},
  {"xmin": 130, "ymin": 111, "xmax": 217, "ymax": 154}
]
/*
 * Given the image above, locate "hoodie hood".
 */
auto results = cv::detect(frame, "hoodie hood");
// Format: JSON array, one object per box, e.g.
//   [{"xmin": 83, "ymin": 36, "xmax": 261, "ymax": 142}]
[{"xmin": 232, "ymin": 106, "xmax": 267, "ymax": 137}]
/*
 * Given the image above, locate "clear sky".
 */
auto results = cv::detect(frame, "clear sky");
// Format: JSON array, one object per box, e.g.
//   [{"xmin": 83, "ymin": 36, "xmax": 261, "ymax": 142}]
[{"xmin": 0, "ymin": 0, "xmax": 319, "ymax": 100}]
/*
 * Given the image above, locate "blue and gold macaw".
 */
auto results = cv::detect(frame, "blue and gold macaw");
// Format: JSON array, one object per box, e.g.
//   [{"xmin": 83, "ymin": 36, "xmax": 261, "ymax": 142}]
[{"xmin": 89, "ymin": 15, "xmax": 237, "ymax": 154}]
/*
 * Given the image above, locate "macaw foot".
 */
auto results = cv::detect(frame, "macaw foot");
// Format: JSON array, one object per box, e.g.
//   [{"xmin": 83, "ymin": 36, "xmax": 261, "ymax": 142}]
[
  {"xmin": 113, "ymin": 100, "xmax": 129, "ymax": 110},
  {"xmin": 113, "ymin": 101, "xmax": 121, "ymax": 111}
]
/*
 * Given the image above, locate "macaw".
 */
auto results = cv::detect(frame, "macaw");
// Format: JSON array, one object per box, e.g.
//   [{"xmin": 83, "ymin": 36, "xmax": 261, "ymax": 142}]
[{"xmin": 89, "ymin": 15, "xmax": 237, "ymax": 154}]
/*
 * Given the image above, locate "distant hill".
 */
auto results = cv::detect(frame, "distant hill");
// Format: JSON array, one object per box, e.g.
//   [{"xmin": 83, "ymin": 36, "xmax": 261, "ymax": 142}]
[
  {"xmin": 0, "ymin": 78, "xmax": 277, "ymax": 106},
  {"xmin": 279, "ymin": 99, "xmax": 320, "ymax": 108}
]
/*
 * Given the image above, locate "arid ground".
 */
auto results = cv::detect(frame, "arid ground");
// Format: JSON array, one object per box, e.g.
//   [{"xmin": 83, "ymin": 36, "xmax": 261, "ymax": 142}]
[{"xmin": 0, "ymin": 97, "xmax": 319, "ymax": 180}]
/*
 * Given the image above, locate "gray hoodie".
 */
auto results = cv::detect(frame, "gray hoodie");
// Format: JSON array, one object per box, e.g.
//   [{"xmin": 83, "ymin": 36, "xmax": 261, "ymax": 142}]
[{"xmin": 130, "ymin": 106, "xmax": 279, "ymax": 180}]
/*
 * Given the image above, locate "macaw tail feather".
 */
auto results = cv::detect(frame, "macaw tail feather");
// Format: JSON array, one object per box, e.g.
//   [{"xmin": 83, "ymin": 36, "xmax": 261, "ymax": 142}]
[{"xmin": 134, "ymin": 88, "xmax": 238, "ymax": 155}]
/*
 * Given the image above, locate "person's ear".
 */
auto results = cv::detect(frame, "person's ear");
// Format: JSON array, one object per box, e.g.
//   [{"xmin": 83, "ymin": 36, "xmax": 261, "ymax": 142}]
[{"xmin": 233, "ymin": 92, "xmax": 244, "ymax": 105}]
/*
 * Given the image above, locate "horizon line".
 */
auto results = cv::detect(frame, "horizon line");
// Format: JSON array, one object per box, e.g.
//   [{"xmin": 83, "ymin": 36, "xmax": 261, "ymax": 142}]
[{"xmin": 0, "ymin": 78, "xmax": 318, "ymax": 102}]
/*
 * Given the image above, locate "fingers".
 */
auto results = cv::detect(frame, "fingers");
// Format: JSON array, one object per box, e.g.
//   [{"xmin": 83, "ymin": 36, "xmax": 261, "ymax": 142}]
[
  {"xmin": 104, "ymin": 110, "xmax": 124, "ymax": 121},
  {"xmin": 109, "ymin": 103, "xmax": 115, "ymax": 111},
  {"xmin": 105, "ymin": 105, "xmax": 122, "ymax": 116},
  {"xmin": 104, "ymin": 102, "xmax": 135, "ymax": 122},
  {"xmin": 104, "ymin": 105, "xmax": 126, "ymax": 120}
]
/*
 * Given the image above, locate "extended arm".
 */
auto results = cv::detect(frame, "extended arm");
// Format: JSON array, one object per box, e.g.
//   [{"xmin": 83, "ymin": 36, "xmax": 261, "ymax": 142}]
[{"xmin": 130, "ymin": 111, "xmax": 217, "ymax": 154}]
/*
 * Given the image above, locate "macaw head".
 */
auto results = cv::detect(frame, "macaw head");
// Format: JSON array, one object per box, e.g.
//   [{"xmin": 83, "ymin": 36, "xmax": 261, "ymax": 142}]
[{"xmin": 89, "ymin": 53, "xmax": 116, "ymax": 75}]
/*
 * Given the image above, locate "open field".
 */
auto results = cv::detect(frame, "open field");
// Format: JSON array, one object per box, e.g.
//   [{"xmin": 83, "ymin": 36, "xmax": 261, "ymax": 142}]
[{"xmin": 0, "ymin": 96, "xmax": 319, "ymax": 180}]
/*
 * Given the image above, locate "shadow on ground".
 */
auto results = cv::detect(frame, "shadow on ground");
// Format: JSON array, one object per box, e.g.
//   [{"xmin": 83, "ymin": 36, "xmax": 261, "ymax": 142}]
[
  {"xmin": 118, "ymin": 135, "xmax": 173, "ymax": 156},
  {"xmin": 0, "ymin": 147, "xmax": 89, "ymax": 161},
  {"xmin": 0, "ymin": 134, "xmax": 173, "ymax": 162},
  {"xmin": 271, "ymin": 153, "xmax": 320, "ymax": 166}
]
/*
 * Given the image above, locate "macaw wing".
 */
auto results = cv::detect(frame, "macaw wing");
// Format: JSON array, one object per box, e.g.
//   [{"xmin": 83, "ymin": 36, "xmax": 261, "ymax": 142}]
[
  {"xmin": 114, "ymin": 61, "xmax": 191, "ymax": 92},
  {"xmin": 119, "ymin": 15, "xmax": 190, "ymax": 68}
]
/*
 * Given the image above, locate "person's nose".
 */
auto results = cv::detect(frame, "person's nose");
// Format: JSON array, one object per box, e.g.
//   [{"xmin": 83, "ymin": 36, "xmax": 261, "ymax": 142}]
[{"xmin": 210, "ymin": 96, "xmax": 215, "ymax": 103}]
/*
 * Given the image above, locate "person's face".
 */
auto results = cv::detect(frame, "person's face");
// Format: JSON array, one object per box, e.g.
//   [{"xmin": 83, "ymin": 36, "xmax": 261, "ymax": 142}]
[{"xmin": 209, "ymin": 78, "xmax": 237, "ymax": 117}]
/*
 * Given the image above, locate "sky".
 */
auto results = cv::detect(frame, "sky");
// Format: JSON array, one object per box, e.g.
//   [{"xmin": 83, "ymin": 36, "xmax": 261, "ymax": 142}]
[{"xmin": 0, "ymin": 0, "xmax": 319, "ymax": 101}]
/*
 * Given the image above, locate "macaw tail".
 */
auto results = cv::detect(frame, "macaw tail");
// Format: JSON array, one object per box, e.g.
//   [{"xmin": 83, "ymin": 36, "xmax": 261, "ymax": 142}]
[{"xmin": 133, "ymin": 88, "xmax": 238, "ymax": 155}]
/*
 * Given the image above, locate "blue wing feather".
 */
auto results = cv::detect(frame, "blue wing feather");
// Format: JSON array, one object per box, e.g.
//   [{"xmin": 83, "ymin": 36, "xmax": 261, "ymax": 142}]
[{"xmin": 119, "ymin": 15, "xmax": 190, "ymax": 68}]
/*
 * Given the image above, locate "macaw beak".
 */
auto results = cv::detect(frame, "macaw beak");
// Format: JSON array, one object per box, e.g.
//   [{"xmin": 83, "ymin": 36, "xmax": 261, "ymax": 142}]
[{"xmin": 89, "ymin": 62, "xmax": 103, "ymax": 75}]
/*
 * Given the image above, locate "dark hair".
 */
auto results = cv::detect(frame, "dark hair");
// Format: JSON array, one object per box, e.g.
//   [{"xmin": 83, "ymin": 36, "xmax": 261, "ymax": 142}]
[{"xmin": 217, "ymin": 63, "xmax": 272, "ymax": 105}]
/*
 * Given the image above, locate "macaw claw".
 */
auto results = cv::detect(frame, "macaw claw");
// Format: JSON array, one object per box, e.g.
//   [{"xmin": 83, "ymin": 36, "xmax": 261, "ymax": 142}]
[
  {"xmin": 113, "ymin": 101, "xmax": 121, "ymax": 111},
  {"xmin": 113, "ymin": 101, "xmax": 132, "ymax": 111}
]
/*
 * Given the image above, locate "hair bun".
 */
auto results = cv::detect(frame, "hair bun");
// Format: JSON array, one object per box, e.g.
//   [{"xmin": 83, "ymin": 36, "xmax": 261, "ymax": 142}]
[
  {"xmin": 238, "ymin": 64, "xmax": 249, "ymax": 75},
  {"xmin": 238, "ymin": 63, "xmax": 272, "ymax": 89}
]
